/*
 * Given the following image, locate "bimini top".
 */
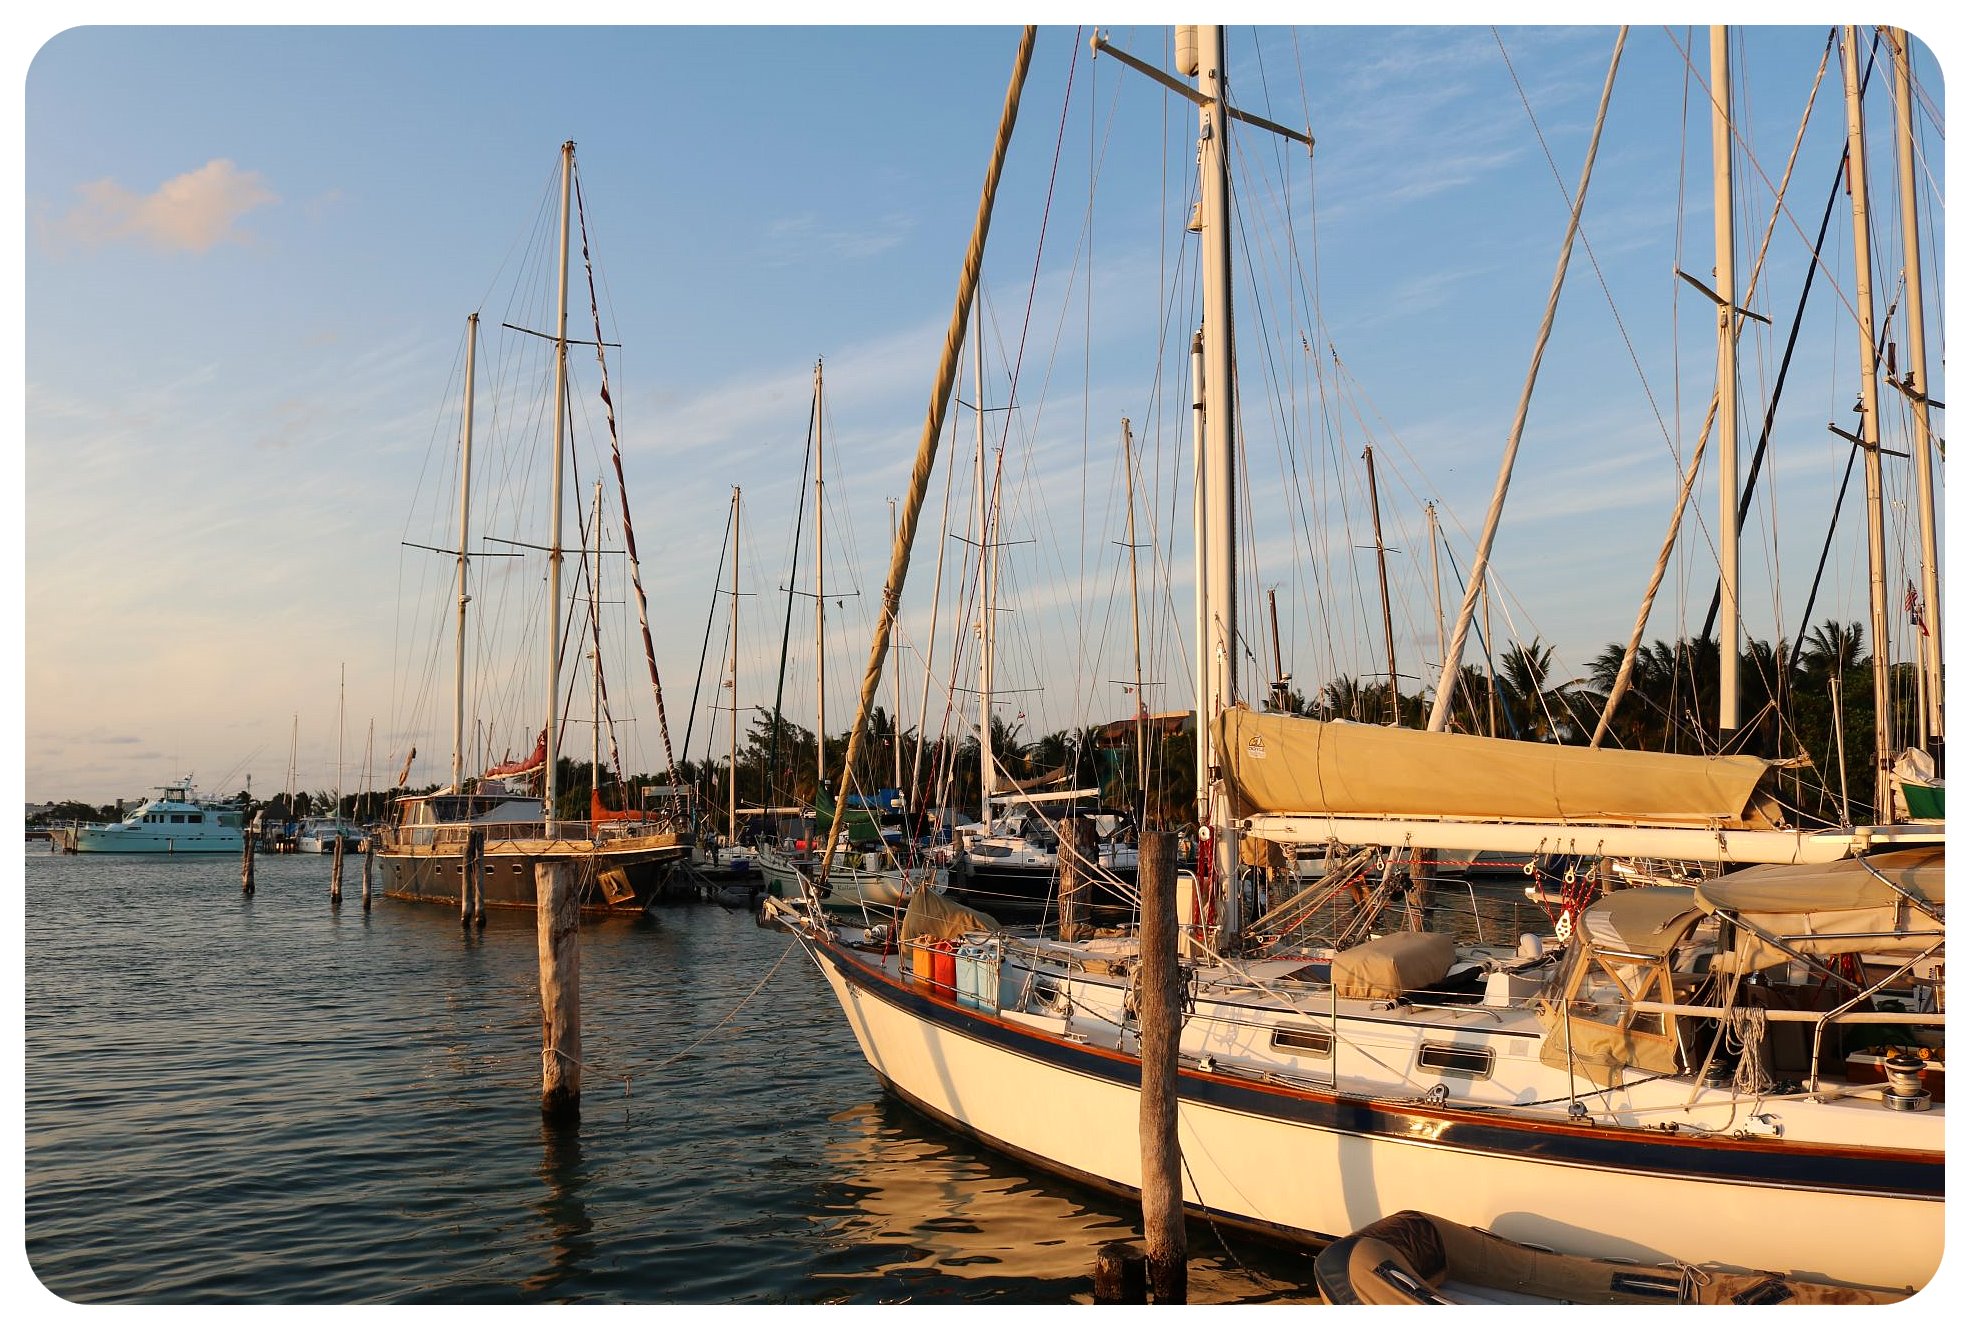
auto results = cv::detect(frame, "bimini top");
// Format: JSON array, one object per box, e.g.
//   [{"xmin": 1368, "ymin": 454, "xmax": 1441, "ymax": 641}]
[
  {"xmin": 1694, "ymin": 845, "xmax": 1944, "ymax": 968},
  {"xmin": 1578, "ymin": 886, "xmax": 1704, "ymax": 959}
]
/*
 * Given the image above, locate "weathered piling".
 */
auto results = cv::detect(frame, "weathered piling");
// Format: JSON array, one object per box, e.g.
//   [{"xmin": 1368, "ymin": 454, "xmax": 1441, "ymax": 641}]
[
  {"xmin": 360, "ymin": 838, "xmax": 375, "ymax": 912},
  {"xmin": 240, "ymin": 825, "xmax": 256, "ymax": 895},
  {"xmin": 462, "ymin": 827, "xmax": 484, "ymax": 929},
  {"xmin": 536, "ymin": 861, "xmax": 581, "ymax": 1125},
  {"xmin": 1056, "ymin": 814, "xmax": 1095, "ymax": 943},
  {"xmin": 1137, "ymin": 827, "xmax": 1187, "ymax": 1303},
  {"xmin": 330, "ymin": 836, "xmax": 344, "ymax": 903},
  {"xmin": 1093, "ymin": 1241, "xmax": 1148, "ymax": 1303}
]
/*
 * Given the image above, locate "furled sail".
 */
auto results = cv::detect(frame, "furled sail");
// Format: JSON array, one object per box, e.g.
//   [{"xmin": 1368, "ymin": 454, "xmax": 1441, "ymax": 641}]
[{"xmin": 1217, "ymin": 706, "xmax": 1778, "ymax": 829}]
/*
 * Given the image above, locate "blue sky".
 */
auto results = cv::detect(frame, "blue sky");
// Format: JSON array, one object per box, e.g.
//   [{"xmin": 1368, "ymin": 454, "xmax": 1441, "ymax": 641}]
[{"xmin": 15, "ymin": 13, "xmax": 1953, "ymax": 806}]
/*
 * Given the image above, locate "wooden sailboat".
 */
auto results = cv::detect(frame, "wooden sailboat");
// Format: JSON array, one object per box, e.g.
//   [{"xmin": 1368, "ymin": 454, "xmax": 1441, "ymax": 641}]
[
  {"xmin": 377, "ymin": 142, "xmax": 689, "ymax": 916},
  {"xmin": 769, "ymin": 26, "xmax": 1943, "ymax": 1296}
]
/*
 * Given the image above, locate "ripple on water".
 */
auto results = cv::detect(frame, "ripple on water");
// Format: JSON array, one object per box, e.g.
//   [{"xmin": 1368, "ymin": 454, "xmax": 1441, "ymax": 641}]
[{"xmin": 26, "ymin": 850, "xmax": 1321, "ymax": 1303}]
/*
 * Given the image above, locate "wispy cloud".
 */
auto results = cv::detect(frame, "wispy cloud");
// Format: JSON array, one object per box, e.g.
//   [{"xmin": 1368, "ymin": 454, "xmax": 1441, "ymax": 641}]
[
  {"xmin": 42, "ymin": 158, "xmax": 278, "ymax": 253},
  {"xmin": 761, "ymin": 210, "xmax": 916, "ymax": 264}
]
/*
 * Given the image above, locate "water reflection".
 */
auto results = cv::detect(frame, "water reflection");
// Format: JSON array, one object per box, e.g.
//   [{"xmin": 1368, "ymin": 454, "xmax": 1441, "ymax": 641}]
[
  {"xmin": 809, "ymin": 1095, "xmax": 1317, "ymax": 1303},
  {"xmin": 523, "ymin": 1122, "xmax": 596, "ymax": 1297}
]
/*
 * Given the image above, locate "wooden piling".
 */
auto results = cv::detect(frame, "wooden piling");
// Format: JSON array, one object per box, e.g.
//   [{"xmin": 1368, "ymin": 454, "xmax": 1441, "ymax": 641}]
[
  {"xmin": 462, "ymin": 827, "xmax": 483, "ymax": 929},
  {"xmin": 1137, "ymin": 827, "xmax": 1187, "ymax": 1303},
  {"xmin": 1056, "ymin": 814, "xmax": 1095, "ymax": 942},
  {"xmin": 536, "ymin": 860, "xmax": 581, "ymax": 1125},
  {"xmin": 330, "ymin": 836, "xmax": 344, "ymax": 903},
  {"xmin": 240, "ymin": 824, "xmax": 256, "ymax": 895},
  {"xmin": 1093, "ymin": 1241, "xmax": 1148, "ymax": 1304},
  {"xmin": 360, "ymin": 838, "xmax": 375, "ymax": 912}
]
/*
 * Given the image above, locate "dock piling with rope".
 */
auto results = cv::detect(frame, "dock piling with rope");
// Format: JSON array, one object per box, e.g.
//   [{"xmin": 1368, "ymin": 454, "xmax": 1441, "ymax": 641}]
[{"xmin": 537, "ymin": 860, "xmax": 582, "ymax": 1125}]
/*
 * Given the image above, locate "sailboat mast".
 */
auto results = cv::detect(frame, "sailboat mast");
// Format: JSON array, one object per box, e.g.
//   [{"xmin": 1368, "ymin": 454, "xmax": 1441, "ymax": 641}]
[
  {"xmin": 1425, "ymin": 31, "xmax": 1626, "ymax": 732},
  {"xmin": 1713, "ymin": 26, "xmax": 1743, "ymax": 741},
  {"xmin": 1195, "ymin": 25, "xmax": 1241, "ymax": 936},
  {"xmin": 589, "ymin": 480, "xmax": 604, "ymax": 819},
  {"xmin": 337, "ymin": 663, "xmax": 346, "ymax": 821},
  {"xmin": 1892, "ymin": 27, "xmax": 1942, "ymax": 754},
  {"xmin": 975, "ymin": 299, "xmax": 994, "ymax": 825},
  {"xmin": 1427, "ymin": 502, "xmax": 1446, "ymax": 672},
  {"xmin": 1123, "ymin": 417, "xmax": 1148, "ymax": 815},
  {"xmin": 724, "ymin": 486, "xmax": 740, "ymax": 848},
  {"xmin": 452, "ymin": 313, "xmax": 477, "ymax": 794},
  {"xmin": 1839, "ymin": 29, "xmax": 1895, "ymax": 822},
  {"xmin": 543, "ymin": 139, "xmax": 574, "ymax": 833},
  {"xmin": 888, "ymin": 498, "xmax": 904, "ymax": 795},
  {"xmin": 815, "ymin": 358, "xmax": 827, "ymax": 809},
  {"xmin": 1363, "ymin": 444, "xmax": 1399, "ymax": 725}
]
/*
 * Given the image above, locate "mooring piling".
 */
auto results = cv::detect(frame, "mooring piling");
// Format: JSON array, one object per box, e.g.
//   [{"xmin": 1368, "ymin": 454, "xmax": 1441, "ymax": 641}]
[
  {"xmin": 330, "ymin": 836, "xmax": 344, "ymax": 903},
  {"xmin": 240, "ymin": 825, "xmax": 256, "ymax": 896},
  {"xmin": 536, "ymin": 860, "xmax": 581, "ymax": 1125},
  {"xmin": 1137, "ymin": 827, "xmax": 1187, "ymax": 1303},
  {"xmin": 1093, "ymin": 1241, "xmax": 1148, "ymax": 1304},
  {"xmin": 360, "ymin": 838, "xmax": 375, "ymax": 912},
  {"xmin": 1056, "ymin": 814, "xmax": 1095, "ymax": 943}
]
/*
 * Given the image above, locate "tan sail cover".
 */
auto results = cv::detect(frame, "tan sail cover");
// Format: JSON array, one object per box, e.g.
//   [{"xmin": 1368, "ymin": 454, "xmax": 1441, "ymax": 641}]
[
  {"xmin": 1331, "ymin": 932, "xmax": 1455, "ymax": 999},
  {"xmin": 901, "ymin": 886, "xmax": 1000, "ymax": 942},
  {"xmin": 1696, "ymin": 846, "xmax": 1944, "ymax": 969},
  {"xmin": 1218, "ymin": 707, "xmax": 1775, "ymax": 828}
]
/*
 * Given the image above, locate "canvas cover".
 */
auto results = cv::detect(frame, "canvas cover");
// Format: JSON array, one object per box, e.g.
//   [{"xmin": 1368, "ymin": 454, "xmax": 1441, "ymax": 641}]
[
  {"xmin": 1581, "ymin": 887, "xmax": 1704, "ymax": 958},
  {"xmin": 1331, "ymin": 931, "xmax": 1455, "ymax": 999},
  {"xmin": 1696, "ymin": 846, "xmax": 1944, "ymax": 969},
  {"xmin": 901, "ymin": 886, "xmax": 1000, "ymax": 942},
  {"xmin": 1217, "ymin": 707, "xmax": 1776, "ymax": 827}
]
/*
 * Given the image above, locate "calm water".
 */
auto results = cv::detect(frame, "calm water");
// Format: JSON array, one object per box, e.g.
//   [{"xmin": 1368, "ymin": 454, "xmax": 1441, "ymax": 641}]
[{"xmin": 23, "ymin": 847, "xmax": 1324, "ymax": 1305}]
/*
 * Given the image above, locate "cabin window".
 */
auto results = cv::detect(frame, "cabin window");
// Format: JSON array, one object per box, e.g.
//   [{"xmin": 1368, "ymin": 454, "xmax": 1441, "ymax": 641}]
[
  {"xmin": 1270, "ymin": 1025, "xmax": 1333, "ymax": 1057},
  {"xmin": 1418, "ymin": 1042, "xmax": 1494, "ymax": 1079}
]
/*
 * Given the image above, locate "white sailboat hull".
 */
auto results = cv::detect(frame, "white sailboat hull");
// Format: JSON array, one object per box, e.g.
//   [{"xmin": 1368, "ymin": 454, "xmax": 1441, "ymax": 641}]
[{"xmin": 800, "ymin": 931, "xmax": 1938, "ymax": 1293}]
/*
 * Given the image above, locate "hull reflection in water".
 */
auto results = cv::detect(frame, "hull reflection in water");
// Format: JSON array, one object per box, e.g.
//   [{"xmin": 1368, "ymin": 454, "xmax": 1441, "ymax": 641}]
[{"xmin": 810, "ymin": 1095, "xmax": 1317, "ymax": 1304}]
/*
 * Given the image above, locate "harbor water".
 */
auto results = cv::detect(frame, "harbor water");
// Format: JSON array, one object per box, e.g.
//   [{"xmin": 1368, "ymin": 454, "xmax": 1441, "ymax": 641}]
[{"xmin": 24, "ymin": 847, "xmax": 1339, "ymax": 1305}]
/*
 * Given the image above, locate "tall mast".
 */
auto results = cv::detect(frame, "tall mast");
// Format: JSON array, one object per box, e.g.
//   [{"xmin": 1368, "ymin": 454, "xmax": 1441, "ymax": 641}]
[
  {"xmin": 814, "ymin": 358, "xmax": 827, "ymax": 808},
  {"xmin": 1426, "ymin": 31, "xmax": 1626, "ymax": 731},
  {"xmin": 1892, "ymin": 27, "xmax": 1942, "ymax": 756},
  {"xmin": 1427, "ymin": 502, "xmax": 1446, "ymax": 671},
  {"xmin": 336, "ymin": 663, "xmax": 346, "ymax": 820},
  {"xmin": 1840, "ymin": 28, "xmax": 1895, "ymax": 822},
  {"xmin": 543, "ymin": 140, "xmax": 574, "ymax": 833},
  {"xmin": 589, "ymin": 479, "xmax": 604, "ymax": 820},
  {"xmin": 1363, "ymin": 444, "xmax": 1399, "ymax": 725},
  {"xmin": 729, "ymin": 486, "xmax": 742, "ymax": 847},
  {"xmin": 1196, "ymin": 25, "xmax": 1240, "ymax": 937},
  {"xmin": 975, "ymin": 299, "xmax": 994, "ymax": 825},
  {"xmin": 452, "ymin": 313, "xmax": 477, "ymax": 793},
  {"xmin": 1123, "ymin": 418, "xmax": 1148, "ymax": 815},
  {"xmin": 1712, "ymin": 26, "xmax": 1743, "ymax": 741},
  {"xmin": 888, "ymin": 497, "xmax": 904, "ymax": 795}
]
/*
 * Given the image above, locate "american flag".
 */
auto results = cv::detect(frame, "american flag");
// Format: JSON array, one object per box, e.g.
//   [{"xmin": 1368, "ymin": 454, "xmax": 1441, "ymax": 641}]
[{"xmin": 1906, "ymin": 581, "xmax": 1929, "ymax": 635}]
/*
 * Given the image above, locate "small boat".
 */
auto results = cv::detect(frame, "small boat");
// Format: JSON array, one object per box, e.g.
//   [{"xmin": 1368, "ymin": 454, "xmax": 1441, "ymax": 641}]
[
  {"xmin": 295, "ymin": 816, "xmax": 366, "ymax": 855},
  {"xmin": 1313, "ymin": 1210, "xmax": 1910, "ymax": 1306},
  {"xmin": 49, "ymin": 778, "xmax": 246, "ymax": 855}
]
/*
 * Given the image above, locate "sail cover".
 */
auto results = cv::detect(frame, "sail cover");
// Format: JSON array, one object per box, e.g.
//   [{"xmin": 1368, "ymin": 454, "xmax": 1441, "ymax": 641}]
[{"xmin": 1217, "ymin": 707, "xmax": 1776, "ymax": 828}]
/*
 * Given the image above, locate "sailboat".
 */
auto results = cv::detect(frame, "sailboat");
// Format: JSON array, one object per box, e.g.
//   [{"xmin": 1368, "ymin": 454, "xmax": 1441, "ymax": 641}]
[
  {"xmin": 751, "ymin": 360, "xmax": 923, "ymax": 916},
  {"xmin": 768, "ymin": 26, "xmax": 1942, "ymax": 1295},
  {"xmin": 932, "ymin": 300, "xmax": 1140, "ymax": 925},
  {"xmin": 377, "ymin": 142, "xmax": 690, "ymax": 916},
  {"xmin": 299, "ymin": 665, "xmax": 365, "ymax": 854}
]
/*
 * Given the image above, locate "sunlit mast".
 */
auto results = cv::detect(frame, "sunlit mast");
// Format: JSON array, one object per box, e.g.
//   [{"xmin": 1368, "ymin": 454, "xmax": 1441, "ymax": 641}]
[
  {"xmin": 543, "ymin": 140, "xmax": 574, "ymax": 834},
  {"xmin": 452, "ymin": 313, "xmax": 477, "ymax": 793},
  {"xmin": 1839, "ymin": 30, "xmax": 1895, "ymax": 821},
  {"xmin": 1712, "ymin": 26, "xmax": 1743, "ymax": 742},
  {"xmin": 1891, "ymin": 27, "xmax": 1943, "ymax": 758}
]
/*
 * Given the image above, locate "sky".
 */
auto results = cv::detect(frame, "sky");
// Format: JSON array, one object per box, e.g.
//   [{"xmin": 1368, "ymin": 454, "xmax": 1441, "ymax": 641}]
[{"xmin": 12, "ymin": 9, "xmax": 1956, "ymax": 809}]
